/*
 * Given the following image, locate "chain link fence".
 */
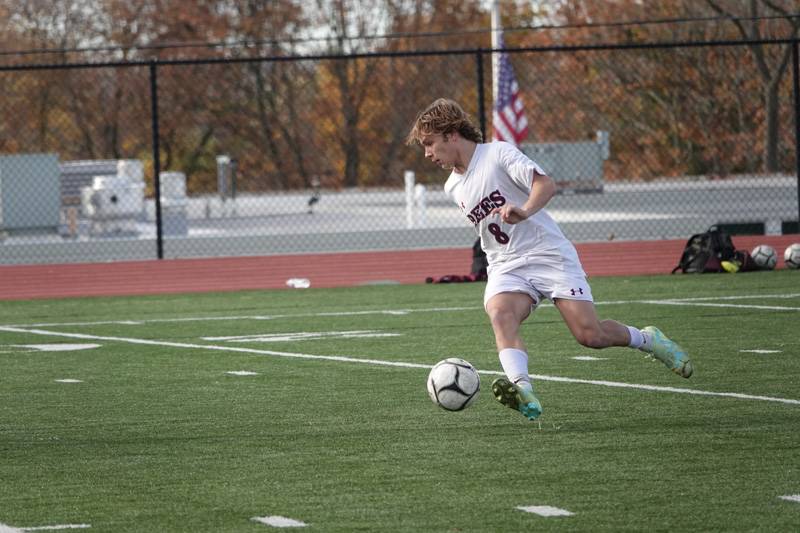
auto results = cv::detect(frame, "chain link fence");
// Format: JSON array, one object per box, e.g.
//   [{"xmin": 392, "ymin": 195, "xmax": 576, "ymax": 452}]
[{"xmin": 1, "ymin": 39, "xmax": 798, "ymax": 265}]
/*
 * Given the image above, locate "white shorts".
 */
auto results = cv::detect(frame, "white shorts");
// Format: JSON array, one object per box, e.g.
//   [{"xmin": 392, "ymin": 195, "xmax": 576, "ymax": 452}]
[{"xmin": 483, "ymin": 254, "xmax": 593, "ymax": 310}]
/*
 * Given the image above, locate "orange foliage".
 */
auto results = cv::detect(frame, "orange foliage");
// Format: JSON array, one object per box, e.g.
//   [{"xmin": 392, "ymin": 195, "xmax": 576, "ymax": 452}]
[{"xmin": 1, "ymin": 0, "xmax": 797, "ymax": 193}]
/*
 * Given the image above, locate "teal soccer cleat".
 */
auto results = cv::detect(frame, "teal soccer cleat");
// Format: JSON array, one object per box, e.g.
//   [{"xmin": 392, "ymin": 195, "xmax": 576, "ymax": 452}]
[
  {"xmin": 643, "ymin": 326, "xmax": 693, "ymax": 378},
  {"xmin": 491, "ymin": 377, "xmax": 542, "ymax": 420}
]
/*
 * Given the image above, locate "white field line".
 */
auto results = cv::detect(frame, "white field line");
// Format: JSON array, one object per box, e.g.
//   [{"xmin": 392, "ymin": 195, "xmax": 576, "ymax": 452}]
[
  {"xmin": 516, "ymin": 505, "xmax": 574, "ymax": 517},
  {"xmin": 21, "ymin": 526, "xmax": 91, "ymax": 531},
  {"xmin": 251, "ymin": 516, "xmax": 307, "ymax": 527},
  {"xmin": 650, "ymin": 293, "xmax": 800, "ymax": 302},
  {"xmin": 0, "ymin": 526, "xmax": 91, "ymax": 532},
  {"xmin": 14, "ymin": 344, "xmax": 100, "ymax": 352},
  {"xmin": 202, "ymin": 331, "xmax": 401, "ymax": 342},
  {"xmin": 2, "ymin": 307, "xmax": 479, "ymax": 328},
  {"xmin": 1, "ymin": 325, "xmax": 799, "ymax": 407},
  {"xmin": 3, "ymin": 293, "xmax": 799, "ymax": 329},
  {"xmin": 644, "ymin": 301, "xmax": 800, "ymax": 311},
  {"xmin": 619, "ymin": 292, "xmax": 800, "ymax": 303}
]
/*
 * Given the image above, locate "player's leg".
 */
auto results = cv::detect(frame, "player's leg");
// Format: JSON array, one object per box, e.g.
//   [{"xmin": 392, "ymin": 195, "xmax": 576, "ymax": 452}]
[
  {"xmin": 485, "ymin": 290, "xmax": 534, "ymax": 381},
  {"xmin": 554, "ymin": 298, "xmax": 693, "ymax": 378},
  {"xmin": 552, "ymin": 298, "xmax": 631, "ymax": 349},
  {"xmin": 484, "ymin": 291, "xmax": 542, "ymax": 420}
]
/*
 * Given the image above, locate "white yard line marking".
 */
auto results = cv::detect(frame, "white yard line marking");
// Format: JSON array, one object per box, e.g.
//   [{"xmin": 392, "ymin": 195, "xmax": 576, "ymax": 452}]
[
  {"xmin": 4, "ymin": 307, "xmax": 478, "ymax": 328},
  {"xmin": 226, "ymin": 371, "xmax": 259, "ymax": 376},
  {"xmin": 13, "ymin": 344, "xmax": 99, "ymax": 352},
  {"xmin": 203, "ymin": 330, "xmax": 400, "ymax": 342},
  {"xmin": 0, "ymin": 326, "xmax": 433, "ymax": 370},
  {"xmin": 21, "ymin": 526, "xmax": 91, "ymax": 531},
  {"xmin": 1, "ymin": 326, "xmax": 799, "ymax": 407},
  {"xmin": 0, "ymin": 524, "xmax": 23, "ymax": 533},
  {"xmin": 516, "ymin": 505, "xmax": 574, "ymax": 517},
  {"xmin": 526, "ymin": 373, "xmax": 800, "ymax": 405},
  {"xmin": 779, "ymin": 494, "xmax": 800, "ymax": 503},
  {"xmin": 572, "ymin": 356, "xmax": 606, "ymax": 361},
  {"xmin": 646, "ymin": 301, "xmax": 800, "ymax": 311},
  {"xmin": 54, "ymin": 379, "xmax": 83, "ymax": 383},
  {"xmin": 654, "ymin": 293, "xmax": 800, "ymax": 302},
  {"xmin": 740, "ymin": 349, "xmax": 782, "ymax": 354},
  {"xmin": 5, "ymin": 292, "xmax": 798, "ymax": 329},
  {"xmin": 251, "ymin": 516, "xmax": 307, "ymax": 528}
]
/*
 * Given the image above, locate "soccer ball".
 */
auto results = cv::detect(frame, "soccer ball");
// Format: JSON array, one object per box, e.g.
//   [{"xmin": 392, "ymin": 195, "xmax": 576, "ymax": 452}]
[
  {"xmin": 785, "ymin": 243, "xmax": 800, "ymax": 269},
  {"xmin": 426, "ymin": 358, "xmax": 480, "ymax": 411},
  {"xmin": 751, "ymin": 244, "xmax": 777, "ymax": 270}
]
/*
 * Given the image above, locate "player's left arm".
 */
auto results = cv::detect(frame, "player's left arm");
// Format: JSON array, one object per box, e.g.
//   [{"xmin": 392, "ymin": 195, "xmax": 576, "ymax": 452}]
[{"xmin": 491, "ymin": 171, "xmax": 556, "ymax": 224}]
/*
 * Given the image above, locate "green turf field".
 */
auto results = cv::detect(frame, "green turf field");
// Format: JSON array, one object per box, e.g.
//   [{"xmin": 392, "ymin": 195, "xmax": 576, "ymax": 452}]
[{"xmin": 1, "ymin": 271, "xmax": 799, "ymax": 532}]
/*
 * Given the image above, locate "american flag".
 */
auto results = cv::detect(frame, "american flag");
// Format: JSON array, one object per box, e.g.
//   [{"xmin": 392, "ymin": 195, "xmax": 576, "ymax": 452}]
[{"xmin": 492, "ymin": 35, "xmax": 528, "ymax": 146}]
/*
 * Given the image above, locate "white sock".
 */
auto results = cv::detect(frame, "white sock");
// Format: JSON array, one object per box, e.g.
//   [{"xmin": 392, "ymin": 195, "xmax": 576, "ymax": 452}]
[
  {"xmin": 628, "ymin": 327, "xmax": 653, "ymax": 352},
  {"xmin": 627, "ymin": 326, "xmax": 644, "ymax": 348},
  {"xmin": 498, "ymin": 348, "xmax": 532, "ymax": 390}
]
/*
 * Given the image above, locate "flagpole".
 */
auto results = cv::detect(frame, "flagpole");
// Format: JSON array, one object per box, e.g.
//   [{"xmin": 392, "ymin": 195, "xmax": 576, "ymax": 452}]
[{"xmin": 491, "ymin": 0, "xmax": 500, "ymax": 142}]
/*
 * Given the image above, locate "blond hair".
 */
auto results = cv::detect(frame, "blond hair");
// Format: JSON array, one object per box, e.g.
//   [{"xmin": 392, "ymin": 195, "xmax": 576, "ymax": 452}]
[{"xmin": 406, "ymin": 98, "xmax": 483, "ymax": 145}]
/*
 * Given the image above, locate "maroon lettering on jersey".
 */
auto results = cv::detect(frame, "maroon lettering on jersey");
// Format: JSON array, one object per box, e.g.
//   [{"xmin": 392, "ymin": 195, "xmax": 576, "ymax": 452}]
[
  {"xmin": 469, "ymin": 205, "xmax": 483, "ymax": 224},
  {"xmin": 464, "ymin": 189, "xmax": 508, "ymax": 226},
  {"xmin": 489, "ymin": 189, "xmax": 506, "ymax": 207}
]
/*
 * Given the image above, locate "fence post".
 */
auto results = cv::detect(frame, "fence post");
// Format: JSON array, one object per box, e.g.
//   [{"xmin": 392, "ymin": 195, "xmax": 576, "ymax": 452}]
[
  {"xmin": 404, "ymin": 170, "xmax": 415, "ymax": 229},
  {"xmin": 149, "ymin": 60, "xmax": 164, "ymax": 259},
  {"xmin": 475, "ymin": 50, "xmax": 486, "ymax": 142},
  {"xmin": 793, "ymin": 40, "xmax": 800, "ymax": 229}
]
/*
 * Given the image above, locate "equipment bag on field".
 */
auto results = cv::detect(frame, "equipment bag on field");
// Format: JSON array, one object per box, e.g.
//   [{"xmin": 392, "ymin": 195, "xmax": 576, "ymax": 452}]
[{"xmin": 672, "ymin": 226, "xmax": 736, "ymax": 274}]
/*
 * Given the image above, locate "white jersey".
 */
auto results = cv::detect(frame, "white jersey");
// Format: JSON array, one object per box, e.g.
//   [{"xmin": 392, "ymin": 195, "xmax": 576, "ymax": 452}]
[{"xmin": 444, "ymin": 141, "xmax": 583, "ymax": 271}]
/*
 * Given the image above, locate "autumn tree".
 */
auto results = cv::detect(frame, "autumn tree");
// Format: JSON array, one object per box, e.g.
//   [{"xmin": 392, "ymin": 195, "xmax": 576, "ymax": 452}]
[
  {"xmin": 308, "ymin": 0, "xmax": 384, "ymax": 188},
  {"xmin": 326, "ymin": 0, "xmax": 493, "ymax": 187},
  {"xmin": 0, "ymin": 0, "xmax": 154, "ymax": 160},
  {"xmin": 3, "ymin": 0, "xmax": 795, "ymax": 190},
  {"xmin": 510, "ymin": 0, "xmax": 795, "ymax": 179},
  {"xmin": 228, "ymin": 0, "xmax": 316, "ymax": 191},
  {"xmin": 1, "ymin": 0, "xmax": 82, "ymax": 153},
  {"xmin": 704, "ymin": 0, "xmax": 800, "ymax": 172}
]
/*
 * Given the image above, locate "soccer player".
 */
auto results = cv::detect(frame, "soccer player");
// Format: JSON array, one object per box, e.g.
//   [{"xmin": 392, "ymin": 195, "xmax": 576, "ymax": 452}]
[{"xmin": 406, "ymin": 98, "xmax": 692, "ymax": 421}]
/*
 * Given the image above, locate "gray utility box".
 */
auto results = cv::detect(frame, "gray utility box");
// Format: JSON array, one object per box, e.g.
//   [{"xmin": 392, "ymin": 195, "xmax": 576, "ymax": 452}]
[
  {"xmin": 0, "ymin": 153, "xmax": 61, "ymax": 232},
  {"xmin": 160, "ymin": 171, "xmax": 189, "ymax": 236},
  {"xmin": 521, "ymin": 131, "xmax": 609, "ymax": 193}
]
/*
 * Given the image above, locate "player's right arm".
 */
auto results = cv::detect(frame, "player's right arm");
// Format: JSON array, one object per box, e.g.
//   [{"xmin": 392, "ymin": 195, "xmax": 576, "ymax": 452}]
[
  {"xmin": 489, "ymin": 142, "xmax": 556, "ymax": 224},
  {"xmin": 491, "ymin": 171, "xmax": 555, "ymax": 224}
]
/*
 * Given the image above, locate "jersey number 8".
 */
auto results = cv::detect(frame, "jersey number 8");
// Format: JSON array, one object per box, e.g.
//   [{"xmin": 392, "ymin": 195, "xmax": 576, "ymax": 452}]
[{"xmin": 488, "ymin": 223, "xmax": 510, "ymax": 244}]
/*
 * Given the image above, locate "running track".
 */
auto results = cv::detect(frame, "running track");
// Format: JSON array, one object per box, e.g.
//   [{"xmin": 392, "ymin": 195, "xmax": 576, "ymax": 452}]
[{"xmin": 1, "ymin": 235, "xmax": 797, "ymax": 300}]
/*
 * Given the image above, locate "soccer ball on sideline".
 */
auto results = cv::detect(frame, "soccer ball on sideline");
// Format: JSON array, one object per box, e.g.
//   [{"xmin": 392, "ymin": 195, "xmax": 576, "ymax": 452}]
[
  {"xmin": 426, "ymin": 358, "xmax": 480, "ymax": 411},
  {"xmin": 785, "ymin": 243, "xmax": 800, "ymax": 270},
  {"xmin": 751, "ymin": 244, "xmax": 777, "ymax": 270}
]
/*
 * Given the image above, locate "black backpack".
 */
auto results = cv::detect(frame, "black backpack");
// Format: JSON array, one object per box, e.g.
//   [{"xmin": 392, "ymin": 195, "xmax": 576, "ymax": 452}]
[
  {"xmin": 470, "ymin": 238, "xmax": 488, "ymax": 281},
  {"xmin": 672, "ymin": 226, "xmax": 736, "ymax": 274}
]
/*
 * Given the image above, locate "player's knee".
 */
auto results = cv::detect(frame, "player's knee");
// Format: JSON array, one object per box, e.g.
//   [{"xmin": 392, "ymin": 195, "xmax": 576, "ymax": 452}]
[
  {"xmin": 573, "ymin": 328, "xmax": 607, "ymax": 349},
  {"xmin": 487, "ymin": 307, "xmax": 516, "ymax": 330}
]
